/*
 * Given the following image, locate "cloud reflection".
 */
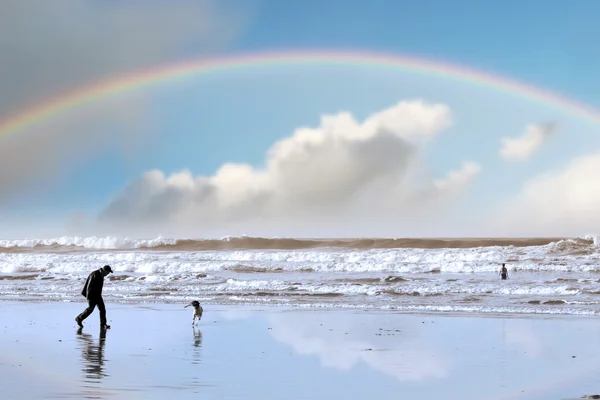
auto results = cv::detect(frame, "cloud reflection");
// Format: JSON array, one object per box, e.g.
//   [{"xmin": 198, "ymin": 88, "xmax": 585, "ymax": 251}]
[
  {"xmin": 503, "ymin": 320, "xmax": 544, "ymax": 358},
  {"xmin": 266, "ymin": 312, "xmax": 448, "ymax": 382}
]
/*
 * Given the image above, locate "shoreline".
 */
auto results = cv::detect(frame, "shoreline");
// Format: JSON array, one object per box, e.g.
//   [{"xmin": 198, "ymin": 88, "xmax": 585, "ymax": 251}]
[
  {"xmin": 5, "ymin": 297, "xmax": 599, "ymax": 321},
  {"xmin": 2, "ymin": 297, "xmax": 598, "ymax": 319}
]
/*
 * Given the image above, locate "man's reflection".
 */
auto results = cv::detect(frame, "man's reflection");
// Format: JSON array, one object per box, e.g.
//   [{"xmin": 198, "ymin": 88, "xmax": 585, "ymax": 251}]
[{"xmin": 76, "ymin": 327, "xmax": 107, "ymax": 381}]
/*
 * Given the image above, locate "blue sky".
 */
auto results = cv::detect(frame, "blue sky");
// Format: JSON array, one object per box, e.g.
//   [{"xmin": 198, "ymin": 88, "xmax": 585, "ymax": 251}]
[
  {"xmin": 235, "ymin": 0, "xmax": 600, "ymax": 105},
  {"xmin": 1, "ymin": 0, "xmax": 600, "ymax": 238}
]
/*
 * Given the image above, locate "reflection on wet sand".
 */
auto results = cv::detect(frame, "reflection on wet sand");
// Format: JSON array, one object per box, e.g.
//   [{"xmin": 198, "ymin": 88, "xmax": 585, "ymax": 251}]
[
  {"xmin": 185, "ymin": 326, "xmax": 205, "ymax": 391},
  {"xmin": 264, "ymin": 312, "xmax": 448, "ymax": 382},
  {"xmin": 4, "ymin": 301, "xmax": 599, "ymax": 400},
  {"xmin": 76, "ymin": 327, "xmax": 107, "ymax": 382},
  {"xmin": 193, "ymin": 327, "xmax": 203, "ymax": 348},
  {"xmin": 192, "ymin": 327, "xmax": 203, "ymax": 366}
]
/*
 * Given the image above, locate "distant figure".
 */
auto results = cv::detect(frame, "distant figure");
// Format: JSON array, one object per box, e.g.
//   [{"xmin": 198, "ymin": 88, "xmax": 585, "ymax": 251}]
[
  {"xmin": 500, "ymin": 263, "xmax": 509, "ymax": 280},
  {"xmin": 76, "ymin": 265, "xmax": 113, "ymax": 329}
]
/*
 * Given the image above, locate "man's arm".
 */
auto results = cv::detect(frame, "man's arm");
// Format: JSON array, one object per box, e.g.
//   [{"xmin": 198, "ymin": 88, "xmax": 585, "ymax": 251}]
[
  {"xmin": 81, "ymin": 274, "xmax": 90, "ymax": 297},
  {"xmin": 86, "ymin": 272, "xmax": 101, "ymax": 299}
]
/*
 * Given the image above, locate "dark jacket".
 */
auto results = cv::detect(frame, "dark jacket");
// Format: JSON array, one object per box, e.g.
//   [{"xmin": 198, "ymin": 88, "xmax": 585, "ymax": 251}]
[{"xmin": 81, "ymin": 270, "xmax": 105, "ymax": 300}]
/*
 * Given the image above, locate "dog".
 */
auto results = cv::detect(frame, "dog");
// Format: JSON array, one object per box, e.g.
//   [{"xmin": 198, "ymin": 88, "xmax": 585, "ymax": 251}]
[{"xmin": 184, "ymin": 300, "xmax": 203, "ymax": 325}]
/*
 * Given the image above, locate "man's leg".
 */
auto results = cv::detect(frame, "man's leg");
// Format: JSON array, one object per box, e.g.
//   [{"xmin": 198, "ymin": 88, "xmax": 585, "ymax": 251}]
[
  {"xmin": 97, "ymin": 297, "xmax": 107, "ymax": 327},
  {"xmin": 76, "ymin": 299, "xmax": 97, "ymax": 326}
]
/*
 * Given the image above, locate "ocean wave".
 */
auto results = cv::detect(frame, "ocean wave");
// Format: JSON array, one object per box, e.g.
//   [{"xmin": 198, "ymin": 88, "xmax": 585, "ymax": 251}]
[
  {"xmin": 2, "ymin": 234, "xmax": 600, "ymax": 317},
  {"xmin": 545, "ymin": 236, "xmax": 600, "ymax": 255},
  {"xmin": 0, "ymin": 235, "xmax": 587, "ymax": 251},
  {"xmin": 2, "ymin": 246, "xmax": 600, "ymax": 276},
  {"xmin": 0, "ymin": 236, "xmax": 177, "ymax": 250},
  {"xmin": 0, "ymin": 274, "xmax": 589, "ymax": 297}
]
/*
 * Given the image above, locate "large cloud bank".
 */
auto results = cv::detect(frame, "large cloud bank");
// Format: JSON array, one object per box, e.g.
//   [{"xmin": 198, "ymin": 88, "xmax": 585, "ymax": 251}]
[
  {"xmin": 492, "ymin": 151, "xmax": 600, "ymax": 237},
  {"xmin": 96, "ymin": 100, "xmax": 481, "ymax": 237}
]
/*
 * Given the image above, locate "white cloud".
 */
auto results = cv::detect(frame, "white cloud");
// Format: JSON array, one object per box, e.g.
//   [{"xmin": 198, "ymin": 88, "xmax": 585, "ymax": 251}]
[
  {"xmin": 432, "ymin": 161, "xmax": 481, "ymax": 193},
  {"xmin": 95, "ymin": 100, "xmax": 481, "ymax": 237},
  {"xmin": 0, "ymin": 0, "xmax": 252, "ymax": 195},
  {"xmin": 499, "ymin": 123, "xmax": 557, "ymax": 162},
  {"xmin": 490, "ymin": 152, "xmax": 600, "ymax": 236}
]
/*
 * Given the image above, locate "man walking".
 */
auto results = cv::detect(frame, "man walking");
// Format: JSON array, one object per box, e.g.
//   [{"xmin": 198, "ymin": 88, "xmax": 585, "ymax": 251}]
[{"xmin": 76, "ymin": 265, "xmax": 113, "ymax": 329}]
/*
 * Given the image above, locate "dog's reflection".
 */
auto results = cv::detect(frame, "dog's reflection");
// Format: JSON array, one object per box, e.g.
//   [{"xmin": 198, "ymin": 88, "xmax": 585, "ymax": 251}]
[
  {"xmin": 76, "ymin": 327, "xmax": 107, "ymax": 381},
  {"xmin": 192, "ymin": 326, "xmax": 203, "ymax": 365},
  {"xmin": 193, "ymin": 326, "xmax": 203, "ymax": 347}
]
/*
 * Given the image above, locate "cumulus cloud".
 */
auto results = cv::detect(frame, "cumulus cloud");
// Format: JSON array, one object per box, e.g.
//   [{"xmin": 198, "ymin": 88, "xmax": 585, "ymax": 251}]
[
  {"xmin": 94, "ymin": 100, "xmax": 481, "ymax": 237},
  {"xmin": 490, "ymin": 152, "xmax": 600, "ymax": 236},
  {"xmin": 499, "ymin": 123, "xmax": 557, "ymax": 162},
  {"xmin": 432, "ymin": 161, "xmax": 481, "ymax": 193},
  {"xmin": 0, "ymin": 0, "xmax": 252, "ymax": 195}
]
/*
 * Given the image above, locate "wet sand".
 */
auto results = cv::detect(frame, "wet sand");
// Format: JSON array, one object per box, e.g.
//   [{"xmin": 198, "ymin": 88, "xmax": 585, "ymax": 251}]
[{"xmin": 1, "ymin": 301, "xmax": 599, "ymax": 400}]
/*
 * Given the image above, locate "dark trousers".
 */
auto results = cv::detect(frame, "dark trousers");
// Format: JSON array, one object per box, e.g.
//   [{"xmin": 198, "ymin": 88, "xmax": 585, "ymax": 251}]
[{"xmin": 77, "ymin": 297, "xmax": 107, "ymax": 326}]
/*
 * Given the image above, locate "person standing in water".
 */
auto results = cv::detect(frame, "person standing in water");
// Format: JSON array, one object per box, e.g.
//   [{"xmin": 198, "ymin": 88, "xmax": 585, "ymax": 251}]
[
  {"xmin": 500, "ymin": 263, "xmax": 509, "ymax": 280},
  {"xmin": 76, "ymin": 265, "xmax": 113, "ymax": 329}
]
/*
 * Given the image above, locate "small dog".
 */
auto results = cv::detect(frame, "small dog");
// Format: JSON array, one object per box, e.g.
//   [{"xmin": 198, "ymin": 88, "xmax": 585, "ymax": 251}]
[{"xmin": 184, "ymin": 300, "xmax": 203, "ymax": 325}]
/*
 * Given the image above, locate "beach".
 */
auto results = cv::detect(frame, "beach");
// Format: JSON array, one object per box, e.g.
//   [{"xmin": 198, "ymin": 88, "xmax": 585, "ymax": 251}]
[
  {"xmin": 2, "ymin": 236, "xmax": 600, "ymax": 399},
  {"xmin": 2, "ymin": 236, "xmax": 600, "ymax": 316},
  {"xmin": 1, "ymin": 301, "xmax": 600, "ymax": 400}
]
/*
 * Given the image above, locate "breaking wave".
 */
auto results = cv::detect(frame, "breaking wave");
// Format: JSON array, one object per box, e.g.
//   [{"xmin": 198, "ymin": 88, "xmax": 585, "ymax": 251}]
[
  {"xmin": 1, "ymin": 234, "xmax": 600, "ymax": 316},
  {"xmin": 2, "ymin": 235, "xmax": 598, "ymax": 251}
]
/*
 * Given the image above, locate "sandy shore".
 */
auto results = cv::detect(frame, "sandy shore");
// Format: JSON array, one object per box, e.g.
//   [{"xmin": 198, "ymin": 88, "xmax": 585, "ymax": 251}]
[{"xmin": 1, "ymin": 301, "xmax": 599, "ymax": 400}]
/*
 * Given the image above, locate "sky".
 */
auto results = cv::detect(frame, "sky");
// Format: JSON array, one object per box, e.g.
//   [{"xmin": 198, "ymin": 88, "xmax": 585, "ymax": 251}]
[{"xmin": 1, "ymin": 0, "xmax": 600, "ymax": 238}]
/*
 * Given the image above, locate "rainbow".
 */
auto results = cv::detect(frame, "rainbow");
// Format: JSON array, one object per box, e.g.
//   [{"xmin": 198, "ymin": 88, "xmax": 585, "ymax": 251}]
[{"xmin": 2, "ymin": 49, "xmax": 600, "ymax": 139}]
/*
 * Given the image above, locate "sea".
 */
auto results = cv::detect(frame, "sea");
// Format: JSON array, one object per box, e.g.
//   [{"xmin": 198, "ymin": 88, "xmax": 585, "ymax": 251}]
[{"xmin": 1, "ymin": 235, "xmax": 600, "ymax": 316}]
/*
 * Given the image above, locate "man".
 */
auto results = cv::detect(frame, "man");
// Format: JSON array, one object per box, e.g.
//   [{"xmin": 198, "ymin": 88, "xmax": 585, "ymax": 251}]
[
  {"xmin": 76, "ymin": 265, "xmax": 113, "ymax": 329},
  {"xmin": 500, "ymin": 263, "xmax": 509, "ymax": 280}
]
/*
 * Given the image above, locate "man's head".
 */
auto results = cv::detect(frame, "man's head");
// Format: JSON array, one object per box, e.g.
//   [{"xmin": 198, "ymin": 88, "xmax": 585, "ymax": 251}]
[{"xmin": 100, "ymin": 265, "xmax": 113, "ymax": 276}]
